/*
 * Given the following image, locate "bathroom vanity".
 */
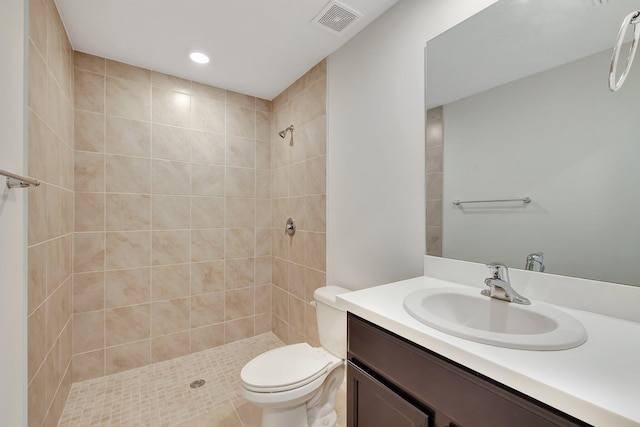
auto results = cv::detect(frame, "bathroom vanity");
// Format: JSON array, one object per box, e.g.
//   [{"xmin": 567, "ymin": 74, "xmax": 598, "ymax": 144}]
[
  {"xmin": 347, "ymin": 314, "xmax": 586, "ymax": 427},
  {"xmin": 338, "ymin": 262, "xmax": 640, "ymax": 427}
]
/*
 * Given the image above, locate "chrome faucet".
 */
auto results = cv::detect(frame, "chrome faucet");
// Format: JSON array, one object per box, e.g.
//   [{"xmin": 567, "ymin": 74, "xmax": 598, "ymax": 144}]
[
  {"xmin": 525, "ymin": 252, "xmax": 544, "ymax": 272},
  {"xmin": 482, "ymin": 262, "xmax": 530, "ymax": 305}
]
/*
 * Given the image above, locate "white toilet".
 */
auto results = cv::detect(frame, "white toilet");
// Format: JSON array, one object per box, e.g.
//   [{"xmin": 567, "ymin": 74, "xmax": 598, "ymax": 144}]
[{"xmin": 240, "ymin": 286, "xmax": 350, "ymax": 427}]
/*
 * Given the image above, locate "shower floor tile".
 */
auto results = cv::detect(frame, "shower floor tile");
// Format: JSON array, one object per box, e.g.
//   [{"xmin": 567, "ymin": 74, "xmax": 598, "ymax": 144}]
[{"xmin": 58, "ymin": 333, "xmax": 347, "ymax": 427}]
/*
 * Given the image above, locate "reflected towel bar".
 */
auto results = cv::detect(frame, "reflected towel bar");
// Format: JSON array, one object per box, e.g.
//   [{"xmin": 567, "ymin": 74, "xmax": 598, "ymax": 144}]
[
  {"xmin": 452, "ymin": 197, "xmax": 531, "ymax": 206},
  {"xmin": 0, "ymin": 168, "xmax": 41, "ymax": 189}
]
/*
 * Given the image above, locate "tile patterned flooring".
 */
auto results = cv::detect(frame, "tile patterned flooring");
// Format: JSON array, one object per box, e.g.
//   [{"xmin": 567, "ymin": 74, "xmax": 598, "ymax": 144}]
[{"xmin": 59, "ymin": 333, "xmax": 347, "ymax": 426}]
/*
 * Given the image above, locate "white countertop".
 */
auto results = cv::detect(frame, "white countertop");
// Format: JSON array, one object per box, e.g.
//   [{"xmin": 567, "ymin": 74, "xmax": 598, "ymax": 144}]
[{"xmin": 337, "ymin": 276, "xmax": 640, "ymax": 427}]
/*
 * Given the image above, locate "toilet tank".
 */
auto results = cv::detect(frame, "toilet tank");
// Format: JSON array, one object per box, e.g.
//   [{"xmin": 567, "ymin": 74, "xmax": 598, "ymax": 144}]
[{"xmin": 313, "ymin": 286, "xmax": 350, "ymax": 359}]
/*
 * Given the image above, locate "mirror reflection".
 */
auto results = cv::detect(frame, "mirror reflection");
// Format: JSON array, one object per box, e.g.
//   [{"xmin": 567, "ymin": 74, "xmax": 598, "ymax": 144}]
[{"xmin": 425, "ymin": 0, "xmax": 640, "ymax": 286}]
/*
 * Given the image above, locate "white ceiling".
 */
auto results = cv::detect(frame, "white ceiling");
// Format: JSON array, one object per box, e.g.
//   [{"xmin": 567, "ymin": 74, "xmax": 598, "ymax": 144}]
[{"xmin": 55, "ymin": 0, "xmax": 399, "ymax": 100}]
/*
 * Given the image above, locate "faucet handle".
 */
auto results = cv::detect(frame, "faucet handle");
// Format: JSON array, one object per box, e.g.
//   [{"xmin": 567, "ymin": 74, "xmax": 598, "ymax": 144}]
[{"xmin": 485, "ymin": 262, "xmax": 509, "ymax": 281}]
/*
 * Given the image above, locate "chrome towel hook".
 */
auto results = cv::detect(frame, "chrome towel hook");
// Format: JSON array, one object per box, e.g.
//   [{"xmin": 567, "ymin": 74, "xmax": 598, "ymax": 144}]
[{"xmin": 609, "ymin": 10, "xmax": 640, "ymax": 92}]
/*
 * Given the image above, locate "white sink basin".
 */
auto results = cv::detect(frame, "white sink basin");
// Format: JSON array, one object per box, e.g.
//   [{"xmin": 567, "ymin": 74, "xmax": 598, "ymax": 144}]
[{"xmin": 403, "ymin": 287, "xmax": 587, "ymax": 350}]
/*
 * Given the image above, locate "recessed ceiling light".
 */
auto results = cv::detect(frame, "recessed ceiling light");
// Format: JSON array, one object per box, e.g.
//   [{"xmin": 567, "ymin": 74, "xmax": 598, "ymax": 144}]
[{"xmin": 189, "ymin": 52, "xmax": 209, "ymax": 64}]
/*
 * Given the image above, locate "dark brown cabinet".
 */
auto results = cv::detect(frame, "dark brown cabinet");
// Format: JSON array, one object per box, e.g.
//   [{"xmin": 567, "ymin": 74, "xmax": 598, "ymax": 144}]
[{"xmin": 347, "ymin": 313, "xmax": 591, "ymax": 427}]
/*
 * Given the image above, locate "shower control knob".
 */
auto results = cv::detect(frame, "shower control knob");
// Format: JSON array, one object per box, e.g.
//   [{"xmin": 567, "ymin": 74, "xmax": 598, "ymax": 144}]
[{"xmin": 285, "ymin": 218, "xmax": 296, "ymax": 236}]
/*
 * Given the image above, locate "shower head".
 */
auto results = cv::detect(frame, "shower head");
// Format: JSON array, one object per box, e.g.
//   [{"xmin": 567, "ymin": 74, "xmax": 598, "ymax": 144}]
[{"xmin": 279, "ymin": 125, "xmax": 294, "ymax": 139}]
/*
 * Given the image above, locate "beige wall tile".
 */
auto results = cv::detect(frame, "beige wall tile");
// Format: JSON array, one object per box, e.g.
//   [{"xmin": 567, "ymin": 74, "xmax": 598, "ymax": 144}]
[
  {"xmin": 255, "ymin": 228, "xmax": 272, "ymax": 257},
  {"xmin": 191, "ymin": 196, "xmax": 224, "ymax": 229},
  {"xmin": 106, "ymin": 194, "xmax": 151, "ymax": 231},
  {"xmin": 191, "ymin": 292, "xmax": 224, "ymax": 328},
  {"xmin": 306, "ymin": 195, "xmax": 326, "ymax": 232},
  {"xmin": 191, "ymin": 261, "xmax": 224, "ymax": 295},
  {"xmin": 226, "ymin": 198, "xmax": 254, "ymax": 228},
  {"xmin": 151, "ymin": 332, "xmax": 190, "ymax": 363},
  {"xmin": 226, "ymin": 91, "xmax": 255, "ymax": 108},
  {"xmin": 190, "ymin": 130, "xmax": 225, "ymax": 165},
  {"xmin": 73, "ymin": 272, "xmax": 105, "ymax": 313},
  {"xmin": 28, "ymin": 111, "xmax": 48, "ymax": 181},
  {"xmin": 288, "ymin": 263, "xmax": 306, "ymax": 300},
  {"xmin": 29, "ymin": 0, "xmax": 47, "ymax": 56},
  {"xmin": 75, "ymin": 151, "xmax": 104, "ymax": 192},
  {"xmin": 191, "ymin": 96, "xmax": 225, "ymax": 133},
  {"xmin": 255, "ymin": 97, "xmax": 272, "ymax": 112},
  {"xmin": 305, "ymin": 78, "xmax": 327, "ymax": 124},
  {"xmin": 226, "ymin": 167, "xmax": 255, "ymax": 198},
  {"xmin": 106, "ymin": 155, "xmax": 151, "ymax": 194},
  {"xmin": 255, "ymin": 285, "xmax": 272, "ymax": 315},
  {"xmin": 151, "ymin": 71, "xmax": 191, "ymax": 93},
  {"xmin": 191, "ymin": 324, "xmax": 224, "ymax": 352},
  {"xmin": 28, "ymin": 183, "xmax": 47, "ymax": 245},
  {"xmin": 73, "ymin": 232, "xmax": 105, "ymax": 273},
  {"xmin": 72, "ymin": 349, "xmax": 105, "ymax": 382},
  {"xmin": 191, "ymin": 82, "xmax": 224, "ymax": 101},
  {"xmin": 192, "ymin": 229, "xmax": 225, "ymax": 262},
  {"xmin": 106, "ymin": 340, "xmax": 150, "ymax": 375},
  {"xmin": 152, "ymin": 88, "xmax": 191, "ymax": 127},
  {"xmin": 106, "ymin": 304, "xmax": 150, "ymax": 346},
  {"xmin": 106, "ymin": 77, "xmax": 150, "ymax": 121},
  {"xmin": 106, "ymin": 60, "xmax": 150, "ymax": 83},
  {"xmin": 255, "ymin": 256, "xmax": 272, "ymax": 286},
  {"xmin": 151, "ymin": 264, "xmax": 190, "ymax": 301},
  {"xmin": 152, "ymin": 160, "xmax": 190, "ymax": 195},
  {"xmin": 27, "ymin": 45, "xmax": 49, "ymax": 121},
  {"xmin": 151, "ymin": 230, "xmax": 190, "ymax": 266},
  {"xmin": 73, "ymin": 311, "xmax": 104, "ymax": 353},
  {"xmin": 224, "ymin": 229, "xmax": 254, "ymax": 259},
  {"xmin": 28, "ymin": 244, "xmax": 47, "ymax": 314},
  {"xmin": 225, "ymin": 258, "xmax": 255, "ymax": 290},
  {"xmin": 256, "ymin": 140, "xmax": 271, "ymax": 170},
  {"xmin": 28, "ymin": 365, "xmax": 47, "ymax": 427},
  {"xmin": 151, "ymin": 298, "xmax": 189, "ymax": 336},
  {"xmin": 152, "ymin": 124, "xmax": 191, "ymax": 161},
  {"xmin": 305, "ymin": 155, "xmax": 326, "ymax": 195},
  {"xmin": 305, "ymin": 232, "xmax": 326, "ymax": 271},
  {"xmin": 225, "ymin": 288, "xmax": 254, "ymax": 321},
  {"xmin": 152, "ymin": 195, "xmax": 190, "ymax": 230},
  {"xmin": 105, "ymin": 231, "xmax": 151, "ymax": 270},
  {"xmin": 105, "ymin": 268, "xmax": 150, "ymax": 308},
  {"xmin": 271, "ymin": 313, "xmax": 288, "ymax": 343},
  {"xmin": 74, "ymin": 69, "xmax": 104, "ymax": 113},
  {"xmin": 225, "ymin": 317, "xmax": 254, "ymax": 343},
  {"xmin": 256, "ymin": 111, "xmax": 271, "ymax": 142},
  {"xmin": 75, "ymin": 110, "xmax": 105, "ymax": 152},
  {"xmin": 227, "ymin": 136, "xmax": 255, "ymax": 168},
  {"xmin": 305, "ymin": 268, "xmax": 325, "ymax": 304},
  {"xmin": 226, "ymin": 105, "xmax": 255, "ymax": 138},
  {"xmin": 289, "ymin": 295, "xmax": 306, "ymax": 335},
  {"xmin": 74, "ymin": 52, "xmax": 105, "ymax": 74},
  {"xmin": 70, "ymin": 54, "xmax": 281, "ymax": 378},
  {"xmin": 191, "ymin": 164, "xmax": 225, "ymax": 196},
  {"xmin": 272, "ymin": 286, "xmax": 288, "ymax": 320},
  {"xmin": 256, "ymin": 170, "xmax": 272, "ymax": 198},
  {"xmin": 106, "ymin": 116, "xmax": 150, "ymax": 157},
  {"xmin": 28, "ymin": 304, "xmax": 47, "ymax": 382},
  {"xmin": 255, "ymin": 199, "xmax": 272, "ymax": 227}
]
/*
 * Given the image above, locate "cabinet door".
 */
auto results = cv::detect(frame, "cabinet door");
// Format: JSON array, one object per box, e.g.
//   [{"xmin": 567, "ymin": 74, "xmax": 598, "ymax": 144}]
[{"xmin": 348, "ymin": 362, "xmax": 429, "ymax": 427}]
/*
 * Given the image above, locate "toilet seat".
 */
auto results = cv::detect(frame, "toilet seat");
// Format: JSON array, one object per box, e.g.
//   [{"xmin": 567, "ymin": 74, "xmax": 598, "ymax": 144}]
[{"xmin": 241, "ymin": 343, "xmax": 341, "ymax": 393}]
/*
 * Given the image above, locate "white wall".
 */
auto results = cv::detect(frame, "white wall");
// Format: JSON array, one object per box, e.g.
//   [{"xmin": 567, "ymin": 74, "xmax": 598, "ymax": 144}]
[
  {"xmin": 443, "ymin": 47, "xmax": 640, "ymax": 285},
  {"xmin": 327, "ymin": 0, "xmax": 498, "ymax": 290},
  {"xmin": 0, "ymin": 0, "xmax": 27, "ymax": 425}
]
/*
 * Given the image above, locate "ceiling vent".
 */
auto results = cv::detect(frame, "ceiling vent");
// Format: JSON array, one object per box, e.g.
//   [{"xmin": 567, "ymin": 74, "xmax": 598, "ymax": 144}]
[{"xmin": 312, "ymin": 1, "xmax": 362, "ymax": 35}]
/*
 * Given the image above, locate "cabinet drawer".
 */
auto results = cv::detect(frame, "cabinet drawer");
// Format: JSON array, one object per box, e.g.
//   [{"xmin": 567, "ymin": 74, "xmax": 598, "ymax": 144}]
[{"xmin": 347, "ymin": 313, "xmax": 589, "ymax": 427}]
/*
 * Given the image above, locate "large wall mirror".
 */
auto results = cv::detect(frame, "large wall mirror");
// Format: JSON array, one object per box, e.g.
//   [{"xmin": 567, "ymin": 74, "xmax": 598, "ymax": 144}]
[{"xmin": 425, "ymin": 0, "xmax": 640, "ymax": 286}]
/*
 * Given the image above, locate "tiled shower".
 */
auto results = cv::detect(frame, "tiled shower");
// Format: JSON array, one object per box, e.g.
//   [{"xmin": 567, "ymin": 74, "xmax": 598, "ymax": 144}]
[{"xmin": 26, "ymin": 0, "xmax": 327, "ymax": 425}]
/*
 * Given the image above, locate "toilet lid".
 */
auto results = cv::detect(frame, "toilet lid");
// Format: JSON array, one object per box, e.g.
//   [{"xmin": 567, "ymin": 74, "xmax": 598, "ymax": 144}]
[{"xmin": 241, "ymin": 343, "xmax": 333, "ymax": 392}]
